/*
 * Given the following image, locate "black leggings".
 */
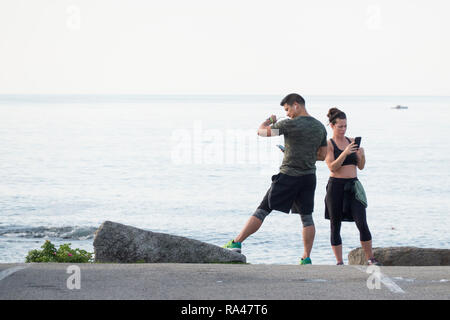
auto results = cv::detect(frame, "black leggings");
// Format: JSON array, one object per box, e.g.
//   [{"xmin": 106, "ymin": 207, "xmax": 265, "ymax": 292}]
[
  {"xmin": 329, "ymin": 201, "xmax": 372, "ymax": 246},
  {"xmin": 325, "ymin": 177, "xmax": 372, "ymax": 246}
]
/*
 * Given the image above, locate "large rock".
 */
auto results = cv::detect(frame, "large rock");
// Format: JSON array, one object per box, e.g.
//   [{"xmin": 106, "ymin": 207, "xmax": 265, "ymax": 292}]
[
  {"xmin": 348, "ymin": 247, "xmax": 450, "ymax": 266},
  {"xmin": 93, "ymin": 221, "xmax": 246, "ymax": 263}
]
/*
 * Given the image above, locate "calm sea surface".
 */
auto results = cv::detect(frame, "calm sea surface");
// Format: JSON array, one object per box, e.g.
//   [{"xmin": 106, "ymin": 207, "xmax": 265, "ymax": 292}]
[{"xmin": 0, "ymin": 95, "xmax": 449, "ymax": 264}]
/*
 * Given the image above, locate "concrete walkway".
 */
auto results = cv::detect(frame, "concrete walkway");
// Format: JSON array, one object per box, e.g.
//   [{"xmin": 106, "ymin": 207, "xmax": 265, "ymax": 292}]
[{"xmin": 0, "ymin": 263, "xmax": 449, "ymax": 300}]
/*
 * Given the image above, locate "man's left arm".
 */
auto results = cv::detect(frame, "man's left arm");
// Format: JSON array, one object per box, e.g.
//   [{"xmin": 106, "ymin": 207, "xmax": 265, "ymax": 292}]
[
  {"xmin": 316, "ymin": 128, "xmax": 328, "ymax": 161},
  {"xmin": 316, "ymin": 146, "xmax": 327, "ymax": 161}
]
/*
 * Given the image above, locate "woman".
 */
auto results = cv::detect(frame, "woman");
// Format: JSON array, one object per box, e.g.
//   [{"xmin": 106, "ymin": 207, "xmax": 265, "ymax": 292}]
[{"xmin": 324, "ymin": 108, "xmax": 380, "ymax": 266}]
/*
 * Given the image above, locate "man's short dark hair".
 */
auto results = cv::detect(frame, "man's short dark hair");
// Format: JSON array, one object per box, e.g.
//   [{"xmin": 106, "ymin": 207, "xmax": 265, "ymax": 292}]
[{"xmin": 280, "ymin": 93, "xmax": 305, "ymax": 107}]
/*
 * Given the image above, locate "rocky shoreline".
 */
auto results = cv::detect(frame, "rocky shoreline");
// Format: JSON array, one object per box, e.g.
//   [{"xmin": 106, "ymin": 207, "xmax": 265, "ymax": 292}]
[
  {"xmin": 349, "ymin": 246, "xmax": 450, "ymax": 266},
  {"xmin": 93, "ymin": 221, "xmax": 246, "ymax": 264},
  {"xmin": 93, "ymin": 221, "xmax": 449, "ymax": 266}
]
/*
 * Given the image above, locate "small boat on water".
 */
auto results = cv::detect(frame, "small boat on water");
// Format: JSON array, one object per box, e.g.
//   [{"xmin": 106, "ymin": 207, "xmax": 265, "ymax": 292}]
[{"xmin": 392, "ymin": 105, "xmax": 408, "ymax": 109}]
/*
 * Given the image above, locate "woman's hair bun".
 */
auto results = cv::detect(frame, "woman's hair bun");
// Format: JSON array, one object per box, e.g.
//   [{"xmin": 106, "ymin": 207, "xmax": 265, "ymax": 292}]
[{"xmin": 327, "ymin": 108, "xmax": 346, "ymax": 124}]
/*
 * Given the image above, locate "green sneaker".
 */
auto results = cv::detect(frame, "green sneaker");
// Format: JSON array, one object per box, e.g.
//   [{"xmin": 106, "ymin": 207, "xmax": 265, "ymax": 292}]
[
  {"xmin": 299, "ymin": 257, "xmax": 312, "ymax": 265},
  {"xmin": 223, "ymin": 239, "xmax": 242, "ymax": 253}
]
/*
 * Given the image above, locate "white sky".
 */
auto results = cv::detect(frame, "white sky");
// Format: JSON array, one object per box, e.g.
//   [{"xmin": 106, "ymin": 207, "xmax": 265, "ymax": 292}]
[{"xmin": 1, "ymin": 0, "xmax": 449, "ymax": 95}]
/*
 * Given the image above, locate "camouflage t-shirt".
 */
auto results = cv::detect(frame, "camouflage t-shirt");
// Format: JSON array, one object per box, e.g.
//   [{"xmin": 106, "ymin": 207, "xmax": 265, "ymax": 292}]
[{"xmin": 271, "ymin": 116, "xmax": 327, "ymax": 176}]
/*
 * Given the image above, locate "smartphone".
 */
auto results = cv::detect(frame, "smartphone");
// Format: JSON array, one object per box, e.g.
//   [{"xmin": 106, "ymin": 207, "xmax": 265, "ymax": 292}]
[
  {"xmin": 354, "ymin": 137, "xmax": 362, "ymax": 149},
  {"xmin": 277, "ymin": 145, "xmax": 285, "ymax": 152}
]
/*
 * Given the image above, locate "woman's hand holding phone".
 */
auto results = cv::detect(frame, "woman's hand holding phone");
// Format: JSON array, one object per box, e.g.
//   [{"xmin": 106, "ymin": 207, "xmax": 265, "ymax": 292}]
[{"xmin": 344, "ymin": 142, "xmax": 359, "ymax": 155}]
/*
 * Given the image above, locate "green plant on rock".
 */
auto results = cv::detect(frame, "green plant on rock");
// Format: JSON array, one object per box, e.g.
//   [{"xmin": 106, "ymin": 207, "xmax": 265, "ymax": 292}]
[{"xmin": 26, "ymin": 240, "xmax": 93, "ymax": 263}]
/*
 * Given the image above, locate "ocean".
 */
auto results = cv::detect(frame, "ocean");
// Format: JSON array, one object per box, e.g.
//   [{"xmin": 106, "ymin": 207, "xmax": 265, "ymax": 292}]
[{"xmin": 0, "ymin": 95, "xmax": 449, "ymax": 265}]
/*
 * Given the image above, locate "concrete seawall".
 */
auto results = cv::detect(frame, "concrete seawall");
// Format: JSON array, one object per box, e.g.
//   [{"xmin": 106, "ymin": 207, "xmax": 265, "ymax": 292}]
[{"xmin": 0, "ymin": 263, "xmax": 449, "ymax": 300}]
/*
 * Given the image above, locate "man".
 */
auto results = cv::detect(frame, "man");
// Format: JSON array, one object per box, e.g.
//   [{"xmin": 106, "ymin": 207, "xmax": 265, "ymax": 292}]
[{"xmin": 223, "ymin": 93, "xmax": 327, "ymax": 265}]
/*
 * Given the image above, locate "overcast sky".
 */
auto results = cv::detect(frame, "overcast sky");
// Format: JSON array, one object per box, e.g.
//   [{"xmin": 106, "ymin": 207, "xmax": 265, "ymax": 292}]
[{"xmin": 1, "ymin": 0, "xmax": 449, "ymax": 95}]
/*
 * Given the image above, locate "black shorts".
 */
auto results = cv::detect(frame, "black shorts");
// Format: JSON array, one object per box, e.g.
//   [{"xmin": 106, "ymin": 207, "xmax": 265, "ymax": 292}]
[
  {"xmin": 257, "ymin": 173, "xmax": 316, "ymax": 215},
  {"xmin": 325, "ymin": 177, "xmax": 364, "ymax": 222}
]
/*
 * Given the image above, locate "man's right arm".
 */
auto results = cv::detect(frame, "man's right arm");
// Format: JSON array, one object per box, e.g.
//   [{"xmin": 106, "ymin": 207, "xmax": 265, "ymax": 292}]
[{"xmin": 257, "ymin": 115, "xmax": 281, "ymax": 137}]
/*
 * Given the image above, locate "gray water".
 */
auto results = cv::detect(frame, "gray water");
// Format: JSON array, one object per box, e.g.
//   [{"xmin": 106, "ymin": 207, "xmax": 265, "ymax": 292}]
[{"xmin": 0, "ymin": 95, "xmax": 449, "ymax": 264}]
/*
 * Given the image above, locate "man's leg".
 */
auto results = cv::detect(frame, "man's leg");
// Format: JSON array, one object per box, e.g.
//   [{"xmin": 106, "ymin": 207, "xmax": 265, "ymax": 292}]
[
  {"xmin": 296, "ymin": 174, "xmax": 317, "ymax": 261},
  {"xmin": 300, "ymin": 214, "xmax": 315, "ymax": 260},
  {"xmin": 234, "ymin": 215, "xmax": 263, "ymax": 243},
  {"xmin": 234, "ymin": 191, "xmax": 272, "ymax": 243}
]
